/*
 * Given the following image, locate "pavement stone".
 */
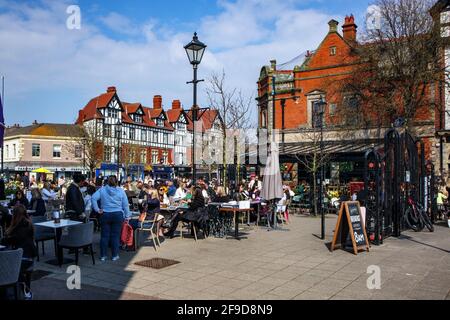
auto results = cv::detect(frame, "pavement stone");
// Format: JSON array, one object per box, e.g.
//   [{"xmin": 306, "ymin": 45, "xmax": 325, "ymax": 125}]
[{"xmin": 30, "ymin": 214, "xmax": 450, "ymax": 300}]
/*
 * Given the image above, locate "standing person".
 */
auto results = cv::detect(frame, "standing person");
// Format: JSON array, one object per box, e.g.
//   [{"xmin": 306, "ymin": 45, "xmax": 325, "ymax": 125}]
[
  {"xmin": 65, "ymin": 174, "xmax": 85, "ymax": 221},
  {"xmin": 22, "ymin": 172, "xmax": 30, "ymax": 190},
  {"xmin": 57, "ymin": 176, "xmax": 65, "ymax": 196},
  {"xmin": 91, "ymin": 176, "xmax": 131, "ymax": 262},
  {"xmin": 95, "ymin": 174, "xmax": 103, "ymax": 187},
  {"xmin": 1, "ymin": 205, "xmax": 37, "ymax": 300}
]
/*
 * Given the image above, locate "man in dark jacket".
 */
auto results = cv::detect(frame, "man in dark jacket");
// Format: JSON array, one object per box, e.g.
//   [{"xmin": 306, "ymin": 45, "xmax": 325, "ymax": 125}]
[
  {"xmin": 22, "ymin": 172, "xmax": 30, "ymax": 189},
  {"xmin": 65, "ymin": 174, "xmax": 85, "ymax": 221}
]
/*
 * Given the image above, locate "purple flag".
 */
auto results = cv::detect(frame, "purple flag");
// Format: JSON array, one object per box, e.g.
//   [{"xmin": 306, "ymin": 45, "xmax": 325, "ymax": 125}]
[{"xmin": 0, "ymin": 93, "xmax": 4, "ymax": 147}]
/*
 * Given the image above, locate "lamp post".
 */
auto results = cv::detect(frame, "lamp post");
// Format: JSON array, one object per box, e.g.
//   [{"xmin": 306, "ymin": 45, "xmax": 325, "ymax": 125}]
[
  {"xmin": 116, "ymin": 121, "xmax": 123, "ymax": 179},
  {"xmin": 185, "ymin": 32, "xmax": 207, "ymax": 183},
  {"xmin": 314, "ymin": 98, "xmax": 327, "ymax": 240}
]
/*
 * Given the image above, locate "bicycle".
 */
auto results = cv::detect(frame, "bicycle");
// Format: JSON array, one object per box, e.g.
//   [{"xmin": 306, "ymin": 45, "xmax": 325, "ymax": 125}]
[{"xmin": 403, "ymin": 197, "xmax": 434, "ymax": 232}]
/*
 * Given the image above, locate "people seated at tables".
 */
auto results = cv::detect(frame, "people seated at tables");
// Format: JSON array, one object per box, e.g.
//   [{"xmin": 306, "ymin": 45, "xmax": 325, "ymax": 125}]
[
  {"xmin": 29, "ymin": 188, "xmax": 46, "ymax": 216},
  {"xmin": 92, "ymin": 175, "xmax": 131, "ymax": 262},
  {"xmin": 9, "ymin": 190, "xmax": 30, "ymax": 208},
  {"xmin": 234, "ymin": 184, "xmax": 250, "ymax": 202},
  {"xmin": 65, "ymin": 174, "xmax": 86, "ymax": 221},
  {"xmin": 165, "ymin": 186, "xmax": 205, "ymax": 238},
  {"xmin": 213, "ymin": 186, "xmax": 230, "ymax": 203},
  {"xmin": 174, "ymin": 182, "xmax": 187, "ymax": 200},
  {"xmin": 167, "ymin": 181, "xmax": 177, "ymax": 198},
  {"xmin": 130, "ymin": 189, "xmax": 165, "ymax": 237},
  {"xmin": 1, "ymin": 205, "xmax": 37, "ymax": 300},
  {"xmin": 201, "ymin": 183, "xmax": 210, "ymax": 204},
  {"xmin": 41, "ymin": 182, "xmax": 56, "ymax": 202},
  {"xmin": 157, "ymin": 185, "xmax": 170, "ymax": 206}
]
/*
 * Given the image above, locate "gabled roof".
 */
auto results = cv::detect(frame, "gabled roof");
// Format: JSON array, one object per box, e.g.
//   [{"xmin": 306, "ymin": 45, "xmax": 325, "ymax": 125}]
[
  {"xmin": 76, "ymin": 90, "xmax": 117, "ymax": 124},
  {"xmin": 123, "ymin": 102, "xmax": 142, "ymax": 114},
  {"xmin": 166, "ymin": 109, "xmax": 186, "ymax": 123},
  {"xmin": 186, "ymin": 109, "xmax": 221, "ymax": 132},
  {"xmin": 142, "ymin": 107, "xmax": 174, "ymax": 131},
  {"xmin": 5, "ymin": 123, "xmax": 84, "ymax": 138}
]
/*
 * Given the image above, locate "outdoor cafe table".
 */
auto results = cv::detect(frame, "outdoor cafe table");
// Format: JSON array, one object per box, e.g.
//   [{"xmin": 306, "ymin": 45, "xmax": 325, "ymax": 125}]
[
  {"xmin": 219, "ymin": 207, "xmax": 254, "ymax": 240},
  {"xmin": 33, "ymin": 219, "xmax": 83, "ymax": 266}
]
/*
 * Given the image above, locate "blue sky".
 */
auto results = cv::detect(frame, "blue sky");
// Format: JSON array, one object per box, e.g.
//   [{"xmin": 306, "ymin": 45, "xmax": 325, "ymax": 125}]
[{"xmin": 0, "ymin": 0, "xmax": 373, "ymax": 126}]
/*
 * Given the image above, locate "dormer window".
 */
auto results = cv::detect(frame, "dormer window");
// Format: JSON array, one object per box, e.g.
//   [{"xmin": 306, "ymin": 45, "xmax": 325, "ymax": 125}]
[
  {"xmin": 134, "ymin": 114, "xmax": 143, "ymax": 123},
  {"xmin": 156, "ymin": 118, "xmax": 164, "ymax": 127},
  {"xmin": 177, "ymin": 123, "xmax": 186, "ymax": 130},
  {"xmin": 330, "ymin": 46, "xmax": 337, "ymax": 56}
]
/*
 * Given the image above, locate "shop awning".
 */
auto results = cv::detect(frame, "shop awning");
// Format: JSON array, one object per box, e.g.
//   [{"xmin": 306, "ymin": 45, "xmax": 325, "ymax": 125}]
[{"xmin": 281, "ymin": 138, "xmax": 383, "ymax": 156}]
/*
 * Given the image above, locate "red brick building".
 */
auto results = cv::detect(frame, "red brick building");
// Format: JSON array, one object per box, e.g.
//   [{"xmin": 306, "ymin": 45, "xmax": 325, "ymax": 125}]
[{"xmin": 257, "ymin": 15, "xmax": 437, "ymax": 185}]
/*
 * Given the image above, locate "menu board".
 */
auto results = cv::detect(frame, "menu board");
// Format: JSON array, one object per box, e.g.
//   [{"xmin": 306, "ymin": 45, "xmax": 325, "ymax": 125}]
[{"xmin": 331, "ymin": 201, "xmax": 370, "ymax": 255}]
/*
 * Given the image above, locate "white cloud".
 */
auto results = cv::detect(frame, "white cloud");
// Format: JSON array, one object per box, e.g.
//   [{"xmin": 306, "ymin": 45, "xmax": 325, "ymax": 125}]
[
  {"xmin": 0, "ymin": 0, "xmax": 345, "ymax": 125},
  {"xmin": 99, "ymin": 12, "xmax": 140, "ymax": 36}
]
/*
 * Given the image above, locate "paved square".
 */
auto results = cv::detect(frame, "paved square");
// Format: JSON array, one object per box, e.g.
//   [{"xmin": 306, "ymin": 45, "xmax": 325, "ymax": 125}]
[{"xmin": 33, "ymin": 215, "xmax": 450, "ymax": 300}]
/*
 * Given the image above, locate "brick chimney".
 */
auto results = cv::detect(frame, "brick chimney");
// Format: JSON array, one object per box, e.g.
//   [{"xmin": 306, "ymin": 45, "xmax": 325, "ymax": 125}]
[
  {"xmin": 342, "ymin": 14, "xmax": 357, "ymax": 42},
  {"xmin": 153, "ymin": 95, "xmax": 162, "ymax": 109},
  {"xmin": 107, "ymin": 86, "xmax": 116, "ymax": 93},
  {"xmin": 172, "ymin": 100, "xmax": 181, "ymax": 110}
]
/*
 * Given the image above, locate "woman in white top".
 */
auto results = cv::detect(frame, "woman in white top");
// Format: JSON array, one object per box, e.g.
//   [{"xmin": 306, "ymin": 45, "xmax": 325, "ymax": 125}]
[
  {"xmin": 41, "ymin": 182, "xmax": 56, "ymax": 201},
  {"xmin": 174, "ymin": 182, "xmax": 187, "ymax": 200}
]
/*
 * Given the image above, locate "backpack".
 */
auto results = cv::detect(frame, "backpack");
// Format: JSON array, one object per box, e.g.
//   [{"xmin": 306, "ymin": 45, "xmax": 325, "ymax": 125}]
[{"xmin": 120, "ymin": 221, "xmax": 134, "ymax": 250}]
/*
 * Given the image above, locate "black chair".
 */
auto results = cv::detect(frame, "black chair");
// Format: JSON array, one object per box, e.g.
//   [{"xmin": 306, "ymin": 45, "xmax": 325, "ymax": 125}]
[
  {"xmin": 58, "ymin": 222, "xmax": 95, "ymax": 266},
  {"xmin": 31, "ymin": 216, "xmax": 56, "ymax": 262}
]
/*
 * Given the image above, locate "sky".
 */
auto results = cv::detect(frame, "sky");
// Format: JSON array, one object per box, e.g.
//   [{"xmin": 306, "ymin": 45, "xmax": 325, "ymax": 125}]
[{"xmin": 0, "ymin": 0, "xmax": 373, "ymax": 126}]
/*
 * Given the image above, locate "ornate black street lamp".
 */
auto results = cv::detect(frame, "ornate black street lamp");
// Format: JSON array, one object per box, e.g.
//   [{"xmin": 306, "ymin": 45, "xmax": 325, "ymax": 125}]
[
  {"xmin": 185, "ymin": 32, "xmax": 207, "ymax": 182},
  {"xmin": 314, "ymin": 98, "xmax": 327, "ymax": 240}
]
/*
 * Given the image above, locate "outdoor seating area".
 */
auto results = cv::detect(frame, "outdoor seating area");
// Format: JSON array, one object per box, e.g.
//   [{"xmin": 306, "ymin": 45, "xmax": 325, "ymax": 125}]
[{"xmin": 0, "ymin": 167, "xmax": 297, "ymax": 300}]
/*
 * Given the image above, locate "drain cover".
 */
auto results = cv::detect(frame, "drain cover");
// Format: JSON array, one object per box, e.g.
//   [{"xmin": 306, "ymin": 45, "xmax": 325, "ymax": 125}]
[{"xmin": 134, "ymin": 258, "xmax": 180, "ymax": 269}]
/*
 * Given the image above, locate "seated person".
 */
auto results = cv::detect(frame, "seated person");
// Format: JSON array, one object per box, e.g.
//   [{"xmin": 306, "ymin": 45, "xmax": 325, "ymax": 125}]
[
  {"xmin": 41, "ymin": 182, "xmax": 56, "ymax": 202},
  {"xmin": 1, "ymin": 205, "xmax": 36, "ymax": 300},
  {"xmin": 130, "ymin": 189, "xmax": 165, "ymax": 237},
  {"xmin": 174, "ymin": 182, "xmax": 187, "ymax": 201},
  {"xmin": 28, "ymin": 188, "xmax": 46, "ymax": 216},
  {"xmin": 234, "ymin": 184, "xmax": 250, "ymax": 202},
  {"xmin": 213, "ymin": 186, "xmax": 230, "ymax": 203},
  {"xmin": 165, "ymin": 187, "xmax": 205, "ymax": 238},
  {"xmin": 9, "ymin": 190, "xmax": 29, "ymax": 208},
  {"xmin": 157, "ymin": 186, "xmax": 170, "ymax": 207}
]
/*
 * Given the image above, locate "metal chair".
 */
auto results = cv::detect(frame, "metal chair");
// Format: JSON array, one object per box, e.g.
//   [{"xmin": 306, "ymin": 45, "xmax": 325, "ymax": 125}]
[
  {"xmin": 135, "ymin": 213, "xmax": 160, "ymax": 251},
  {"xmin": 177, "ymin": 220, "xmax": 198, "ymax": 242},
  {"xmin": 0, "ymin": 248, "xmax": 23, "ymax": 300},
  {"xmin": 31, "ymin": 216, "xmax": 56, "ymax": 262},
  {"xmin": 58, "ymin": 222, "xmax": 95, "ymax": 266}
]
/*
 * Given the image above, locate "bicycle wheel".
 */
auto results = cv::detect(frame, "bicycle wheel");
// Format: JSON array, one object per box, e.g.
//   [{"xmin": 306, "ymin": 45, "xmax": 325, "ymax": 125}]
[{"xmin": 403, "ymin": 208, "xmax": 422, "ymax": 232}]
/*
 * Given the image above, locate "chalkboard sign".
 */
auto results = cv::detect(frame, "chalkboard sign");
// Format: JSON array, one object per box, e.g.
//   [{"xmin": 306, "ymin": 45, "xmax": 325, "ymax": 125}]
[{"xmin": 331, "ymin": 201, "xmax": 370, "ymax": 255}]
